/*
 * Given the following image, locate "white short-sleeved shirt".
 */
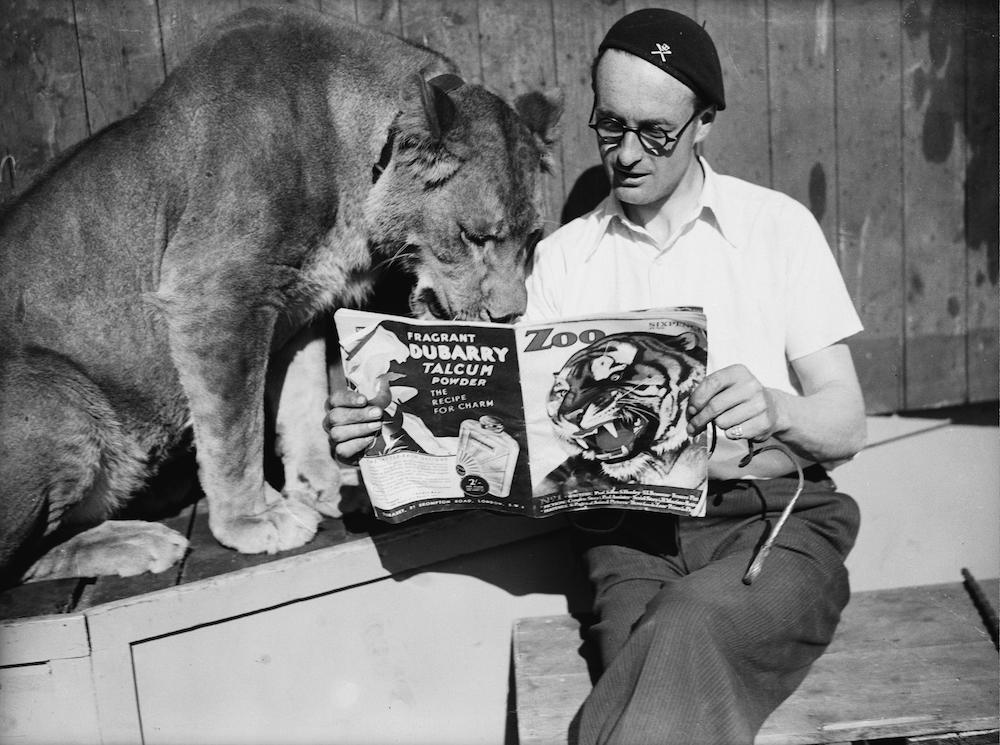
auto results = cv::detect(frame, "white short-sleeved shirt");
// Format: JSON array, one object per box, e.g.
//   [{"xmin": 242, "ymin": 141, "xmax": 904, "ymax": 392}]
[{"xmin": 524, "ymin": 158, "xmax": 863, "ymax": 478}]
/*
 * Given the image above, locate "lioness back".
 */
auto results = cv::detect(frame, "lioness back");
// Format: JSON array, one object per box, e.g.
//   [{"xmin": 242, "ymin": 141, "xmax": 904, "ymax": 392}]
[{"xmin": 0, "ymin": 7, "xmax": 450, "ymax": 431}]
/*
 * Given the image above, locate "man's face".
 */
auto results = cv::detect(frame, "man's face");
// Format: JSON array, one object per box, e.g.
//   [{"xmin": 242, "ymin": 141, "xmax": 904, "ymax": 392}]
[{"xmin": 593, "ymin": 50, "xmax": 709, "ymax": 211}]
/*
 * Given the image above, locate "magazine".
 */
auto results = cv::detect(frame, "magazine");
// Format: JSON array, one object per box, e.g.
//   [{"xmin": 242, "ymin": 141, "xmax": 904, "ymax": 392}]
[{"xmin": 333, "ymin": 307, "xmax": 710, "ymax": 523}]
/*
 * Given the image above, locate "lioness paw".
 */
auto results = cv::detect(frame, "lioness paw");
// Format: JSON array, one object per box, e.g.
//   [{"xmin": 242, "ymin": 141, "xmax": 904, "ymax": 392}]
[
  {"xmin": 22, "ymin": 520, "xmax": 189, "ymax": 582},
  {"xmin": 211, "ymin": 487, "xmax": 321, "ymax": 554},
  {"xmin": 284, "ymin": 457, "xmax": 344, "ymax": 519}
]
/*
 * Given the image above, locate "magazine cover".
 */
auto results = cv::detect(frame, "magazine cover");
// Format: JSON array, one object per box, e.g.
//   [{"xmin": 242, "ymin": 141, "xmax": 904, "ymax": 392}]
[
  {"xmin": 516, "ymin": 310, "xmax": 710, "ymax": 518},
  {"xmin": 335, "ymin": 310, "xmax": 529, "ymax": 522},
  {"xmin": 334, "ymin": 308, "xmax": 710, "ymax": 522}
]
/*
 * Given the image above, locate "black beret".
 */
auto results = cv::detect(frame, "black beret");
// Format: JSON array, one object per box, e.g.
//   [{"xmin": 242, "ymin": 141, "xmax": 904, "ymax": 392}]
[{"xmin": 599, "ymin": 8, "xmax": 726, "ymax": 111}]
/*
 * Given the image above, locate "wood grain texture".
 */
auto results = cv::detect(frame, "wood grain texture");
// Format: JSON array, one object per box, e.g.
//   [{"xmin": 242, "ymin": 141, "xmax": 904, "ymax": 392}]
[
  {"xmin": 901, "ymin": 0, "xmax": 968, "ymax": 409},
  {"xmin": 767, "ymin": 0, "xmax": 839, "ymax": 248},
  {"xmin": 74, "ymin": 0, "xmax": 165, "ymax": 133},
  {"xmin": 963, "ymin": 0, "xmax": 1000, "ymax": 404},
  {"xmin": 0, "ymin": 0, "xmax": 89, "ymax": 202},
  {"xmin": 833, "ymin": 0, "xmax": 905, "ymax": 413},
  {"xmin": 698, "ymin": 0, "xmax": 771, "ymax": 187}
]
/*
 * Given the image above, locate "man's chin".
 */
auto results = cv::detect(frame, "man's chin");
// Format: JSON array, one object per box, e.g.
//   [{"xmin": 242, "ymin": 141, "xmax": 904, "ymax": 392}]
[{"xmin": 612, "ymin": 183, "xmax": 654, "ymax": 206}]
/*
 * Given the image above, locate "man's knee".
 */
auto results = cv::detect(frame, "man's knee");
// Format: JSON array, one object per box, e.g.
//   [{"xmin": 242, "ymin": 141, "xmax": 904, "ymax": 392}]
[{"xmin": 637, "ymin": 582, "xmax": 742, "ymax": 648}]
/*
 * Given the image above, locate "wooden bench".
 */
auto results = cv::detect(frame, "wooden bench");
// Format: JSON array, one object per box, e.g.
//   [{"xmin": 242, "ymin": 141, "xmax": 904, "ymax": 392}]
[{"xmin": 512, "ymin": 579, "xmax": 1000, "ymax": 745}]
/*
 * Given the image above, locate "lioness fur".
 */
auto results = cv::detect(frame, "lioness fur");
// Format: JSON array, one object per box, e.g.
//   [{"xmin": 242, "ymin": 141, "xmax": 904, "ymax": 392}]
[{"xmin": 0, "ymin": 6, "xmax": 561, "ymax": 584}]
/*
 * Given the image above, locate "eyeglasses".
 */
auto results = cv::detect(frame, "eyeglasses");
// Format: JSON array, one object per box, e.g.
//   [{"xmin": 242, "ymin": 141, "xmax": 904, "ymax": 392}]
[{"xmin": 588, "ymin": 107, "xmax": 704, "ymax": 157}]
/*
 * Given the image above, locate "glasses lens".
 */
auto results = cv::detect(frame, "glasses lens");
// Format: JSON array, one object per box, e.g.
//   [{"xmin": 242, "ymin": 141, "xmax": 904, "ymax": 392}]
[
  {"xmin": 594, "ymin": 118, "xmax": 624, "ymax": 140},
  {"xmin": 592, "ymin": 118, "xmax": 674, "ymax": 153},
  {"xmin": 637, "ymin": 127, "xmax": 670, "ymax": 151}
]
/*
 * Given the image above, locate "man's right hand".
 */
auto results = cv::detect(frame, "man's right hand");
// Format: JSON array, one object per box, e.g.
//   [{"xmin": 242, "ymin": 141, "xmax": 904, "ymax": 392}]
[{"xmin": 323, "ymin": 388, "xmax": 384, "ymax": 463}]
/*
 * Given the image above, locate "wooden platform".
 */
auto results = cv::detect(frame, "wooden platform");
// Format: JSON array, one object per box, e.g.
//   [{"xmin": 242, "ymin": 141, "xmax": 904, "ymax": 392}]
[
  {"xmin": 0, "ymin": 486, "xmax": 575, "ymax": 745},
  {"xmin": 513, "ymin": 580, "xmax": 1000, "ymax": 745}
]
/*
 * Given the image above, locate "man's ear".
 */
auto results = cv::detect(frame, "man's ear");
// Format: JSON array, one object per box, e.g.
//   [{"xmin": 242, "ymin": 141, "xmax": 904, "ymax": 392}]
[{"xmin": 693, "ymin": 106, "xmax": 716, "ymax": 146}]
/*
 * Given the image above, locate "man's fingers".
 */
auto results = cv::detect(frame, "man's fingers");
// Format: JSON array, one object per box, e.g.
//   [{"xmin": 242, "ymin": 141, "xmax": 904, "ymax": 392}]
[
  {"xmin": 334, "ymin": 434, "xmax": 376, "ymax": 464},
  {"xmin": 324, "ymin": 401, "xmax": 383, "ymax": 430},
  {"xmin": 687, "ymin": 366, "xmax": 769, "ymax": 436},
  {"xmin": 688, "ymin": 383, "xmax": 753, "ymax": 432},
  {"xmin": 327, "ymin": 388, "xmax": 370, "ymax": 410}
]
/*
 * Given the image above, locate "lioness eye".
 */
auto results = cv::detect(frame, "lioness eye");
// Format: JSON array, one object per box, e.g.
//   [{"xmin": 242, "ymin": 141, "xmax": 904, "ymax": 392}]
[{"xmin": 460, "ymin": 227, "xmax": 493, "ymax": 248}]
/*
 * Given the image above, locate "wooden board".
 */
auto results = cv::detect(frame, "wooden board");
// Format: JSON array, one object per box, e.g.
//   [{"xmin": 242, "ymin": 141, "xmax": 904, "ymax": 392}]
[
  {"xmin": 479, "ymin": 0, "xmax": 563, "ymax": 226},
  {"xmin": 74, "ymin": 0, "xmax": 165, "ymax": 133},
  {"xmin": 766, "ymin": 0, "xmax": 839, "ymax": 248},
  {"xmin": 0, "ymin": 0, "xmax": 90, "ymax": 202},
  {"xmin": 757, "ymin": 581, "xmax": 1000, "ymax": 744},
  {"xmin": 514, "ymin": 580, "xmax": 1000, "ymax": 745},
  {"xmin": 963, "ymin": 0, "xmax": 1000, "ymax": 404},
  {"xmin": 401, "ymin": 0, "xmax": 481, "ymax": 81},
  {"xmin": 697, "ymin": 0, "xmax": 770, "ymax": 187},
  {"xmin": 513, "ymin": 614, "xmax": 594, "ymax": 745},
  {"xmin": 901, "ymin": 0, "xmax": 968, "ymax": 409},
  {"xmin": 549, "ymin": 0, "xmax": 623, "ymax": 225},
  {"xmin": 832, "ymin": 0, "xmax": 906, "ymax": 414}
]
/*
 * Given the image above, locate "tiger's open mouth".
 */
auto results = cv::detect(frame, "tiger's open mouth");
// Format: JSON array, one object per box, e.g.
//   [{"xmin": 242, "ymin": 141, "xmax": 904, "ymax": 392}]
[{"xmin": 571, "ymin": 411, "xmax": 655, "ymax": 463}]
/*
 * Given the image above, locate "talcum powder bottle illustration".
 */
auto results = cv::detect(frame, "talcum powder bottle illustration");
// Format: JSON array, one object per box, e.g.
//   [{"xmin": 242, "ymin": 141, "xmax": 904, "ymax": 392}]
[{"xmin": 455, "ymin": 415, "xmax": 519, "ymax": 497}]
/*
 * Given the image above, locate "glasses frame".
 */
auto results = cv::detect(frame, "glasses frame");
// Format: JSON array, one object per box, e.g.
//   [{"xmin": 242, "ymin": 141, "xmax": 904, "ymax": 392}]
[{"xmin": 588, "ymin": 106, "xmax": 705, "ymax": 157}]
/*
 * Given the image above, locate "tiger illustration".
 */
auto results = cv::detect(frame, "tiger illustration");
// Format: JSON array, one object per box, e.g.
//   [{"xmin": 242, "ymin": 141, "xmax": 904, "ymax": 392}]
[{"xmin": 541, "ymin": 331, "xmax": 708, "ymax": 494}]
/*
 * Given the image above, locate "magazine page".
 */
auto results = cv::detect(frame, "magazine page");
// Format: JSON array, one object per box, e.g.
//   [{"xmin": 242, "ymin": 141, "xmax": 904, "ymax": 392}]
[
  {"xmin": 516, "ymin": 308, "xmax": 710, "ymax": 518},
  {"xmin": 333, "ymin": 309, "xmax": 532, "ymax": 523}
]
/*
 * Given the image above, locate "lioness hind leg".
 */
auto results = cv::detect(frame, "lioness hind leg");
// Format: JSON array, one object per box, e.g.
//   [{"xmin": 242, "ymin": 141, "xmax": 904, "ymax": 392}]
[
  {"xmin": 22, "ymin": 520, "xmax": 189, "ymax": 582},
  {"xmin": 0, "ymin": 352, "xmax": 167, "ymax": 583}
]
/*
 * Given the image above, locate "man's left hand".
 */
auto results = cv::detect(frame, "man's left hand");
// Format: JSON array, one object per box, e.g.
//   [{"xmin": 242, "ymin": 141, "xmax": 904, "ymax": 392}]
[{"xmin": 685, "ymin": 364, "xmax": 782, "ymax": 442}]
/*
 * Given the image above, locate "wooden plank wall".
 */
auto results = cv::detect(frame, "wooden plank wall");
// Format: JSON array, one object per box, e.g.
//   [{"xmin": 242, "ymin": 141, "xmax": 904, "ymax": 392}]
[{"xmin": 0, "ymin": 0, "xmax": 996, "ymax": 414}]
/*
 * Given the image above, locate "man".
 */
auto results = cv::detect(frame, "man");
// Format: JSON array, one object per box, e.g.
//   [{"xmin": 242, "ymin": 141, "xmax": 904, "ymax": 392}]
[{"xmin": 327, "ymin": 8, "xmax": 866, "ymax": 744}]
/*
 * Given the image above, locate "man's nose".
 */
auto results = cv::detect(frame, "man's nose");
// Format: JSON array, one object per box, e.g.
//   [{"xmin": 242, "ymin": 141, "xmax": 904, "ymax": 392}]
[{"xmin": 616, "ymin": 130, "xmax": 645, "ymax": 164}]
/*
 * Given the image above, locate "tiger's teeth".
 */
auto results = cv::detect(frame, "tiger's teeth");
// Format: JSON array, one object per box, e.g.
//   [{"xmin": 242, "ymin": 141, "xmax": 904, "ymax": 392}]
[
  {"xmin": 603, "ymin": 422, "xmax": 618, "ymax": 437},
  {"xmin": 575, "ymin": 437, "xmax": 588, "ymax": 448}
]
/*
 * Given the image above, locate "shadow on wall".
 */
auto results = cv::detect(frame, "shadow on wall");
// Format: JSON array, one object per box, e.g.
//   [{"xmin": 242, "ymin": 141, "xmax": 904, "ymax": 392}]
[
  {"xmin": 561, "ymin": 166, "xmax": 610, "ymax": 226},
  {"xmin": 904, "ymin": 0, "xmax": 998, "ymax": 284}
]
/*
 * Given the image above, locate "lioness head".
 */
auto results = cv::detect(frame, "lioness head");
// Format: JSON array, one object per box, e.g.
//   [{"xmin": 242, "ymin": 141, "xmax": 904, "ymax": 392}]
[{"xmin": 365, "ymin": 74, "xmax": 562, "ymax": 323}]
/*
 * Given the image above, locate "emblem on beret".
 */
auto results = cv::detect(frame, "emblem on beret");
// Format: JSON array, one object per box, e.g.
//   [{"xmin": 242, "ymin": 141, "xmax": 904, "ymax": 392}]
[{"xmin": 651, "ymin": 43, "xmax": 672, "ymax": 62}]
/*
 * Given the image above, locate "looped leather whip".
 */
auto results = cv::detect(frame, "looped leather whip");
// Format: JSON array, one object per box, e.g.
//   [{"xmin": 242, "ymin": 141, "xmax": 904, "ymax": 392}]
[{"xmin": 737, "ymin": 438, "xmax": 805, "ymax": 585}]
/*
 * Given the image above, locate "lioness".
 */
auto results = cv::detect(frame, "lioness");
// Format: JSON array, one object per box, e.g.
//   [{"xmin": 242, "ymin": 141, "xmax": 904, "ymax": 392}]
[{"xmin": 0, "ymin": 6, "xmax": 561, "ymax": 584}]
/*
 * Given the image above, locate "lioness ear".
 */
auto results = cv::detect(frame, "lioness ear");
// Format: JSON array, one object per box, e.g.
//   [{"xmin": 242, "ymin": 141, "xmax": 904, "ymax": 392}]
[
  {"xmin": 399, "ymin": 73, "xmax": 462, "ymax": 142},
  {"xmin": 394, "ymin": 73, "xmax": 463, "ymax": 185},
  {"xmin": 416, "ymin": 74, "xmax": 460, "ymax": 140},
  {"xmin": 514, "ymin": 88, "xmax": 563, "ymax": 155}
]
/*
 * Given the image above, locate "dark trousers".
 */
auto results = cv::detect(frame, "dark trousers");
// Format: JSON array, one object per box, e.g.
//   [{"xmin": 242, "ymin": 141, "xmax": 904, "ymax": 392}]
[{"xmin": 571, "ymin": 470, "xmax": 861, "ymax": 745}]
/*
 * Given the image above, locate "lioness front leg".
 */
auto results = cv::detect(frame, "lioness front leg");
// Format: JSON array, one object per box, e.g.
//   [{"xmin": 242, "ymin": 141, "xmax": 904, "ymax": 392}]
[
  {"xmin": 163, "ymin": 295, "xmax": 320, "ymax": 555},
  {"xmin": 270, "ymin": 322, "xmax": 343, "ymax": 518}
]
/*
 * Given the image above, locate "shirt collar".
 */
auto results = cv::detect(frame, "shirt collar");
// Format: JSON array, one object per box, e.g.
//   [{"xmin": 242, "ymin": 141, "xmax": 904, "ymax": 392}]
[
  {"xmin": 697, "ymin": 158, "xmax": 739, "ymax": 247},
  {"xmin": 582, "ymin": 157, "xmax": 739, "ymax": 262}
]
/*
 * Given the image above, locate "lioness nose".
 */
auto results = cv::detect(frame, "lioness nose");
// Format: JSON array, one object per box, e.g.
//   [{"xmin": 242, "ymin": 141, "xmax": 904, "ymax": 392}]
[
  {"xmin": 479, "ymin": 307, "xmax": 520, "ymax": 324},
  {"xmin": 481, "ymin": 279, "xmax": 527, "ymax": 323}
]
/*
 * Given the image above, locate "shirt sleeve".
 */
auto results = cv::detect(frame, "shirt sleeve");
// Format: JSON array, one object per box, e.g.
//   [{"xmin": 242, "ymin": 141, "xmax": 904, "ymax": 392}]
[{"xmin": 781, "ymin": 200, "xmax": 864, "ymax": 361}]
